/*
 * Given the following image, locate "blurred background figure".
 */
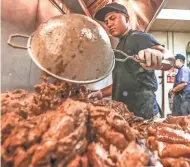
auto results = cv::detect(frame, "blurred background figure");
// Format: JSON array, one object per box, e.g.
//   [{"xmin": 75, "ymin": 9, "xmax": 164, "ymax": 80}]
[{"xmin": 168, "ymin": 54, "xmax": 190, "ymax": 116}]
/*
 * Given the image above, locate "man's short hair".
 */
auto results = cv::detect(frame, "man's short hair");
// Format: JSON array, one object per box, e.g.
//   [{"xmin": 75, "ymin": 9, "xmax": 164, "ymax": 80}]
[
  {"xmin": 94, "ymin": 3, "xmax": 128, "ymax": 21},
  {"xmin": 175, "ymin": 54, "xmax": 185, "ymax": 62}
]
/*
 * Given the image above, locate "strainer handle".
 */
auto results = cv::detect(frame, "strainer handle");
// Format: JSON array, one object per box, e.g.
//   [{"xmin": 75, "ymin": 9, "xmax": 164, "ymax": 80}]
[
  {"xmin": 113, "ymin": 49, "xmax": 146, "ymax": 63},
  {"xmin": 113, "ymin": 49, "xmax": 173, "ymax": 70},
  {"xmin": 8, "ymin": 34, "xmax": 29, "ymax": 49},
  {"xmin": 113, "ymin": 49, "xmax": 132, "ymax": 62}
]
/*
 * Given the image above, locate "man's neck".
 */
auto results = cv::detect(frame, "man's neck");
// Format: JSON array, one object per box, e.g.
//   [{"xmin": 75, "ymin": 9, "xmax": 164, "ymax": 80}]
[
  {"xmin": 178, "ymin": 64, "xmax": 184, "ymax": 69},
  {"xmin": 119, "ymin": 28, "xmax": 130, "ymax": 39}
]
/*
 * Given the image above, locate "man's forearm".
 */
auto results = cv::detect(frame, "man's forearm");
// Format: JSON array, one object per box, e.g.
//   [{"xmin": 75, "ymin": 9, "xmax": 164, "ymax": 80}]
[
  {"xmin": 101, "ymin": 84, "xmax": 112, "ymax": 97},
  {"xmin": 152, "ymin": 45, "xmax": 175, "ymax": 71},
  {"xmin": 172, "ymin": 82, "xmax": 187, "ymax": 93}
]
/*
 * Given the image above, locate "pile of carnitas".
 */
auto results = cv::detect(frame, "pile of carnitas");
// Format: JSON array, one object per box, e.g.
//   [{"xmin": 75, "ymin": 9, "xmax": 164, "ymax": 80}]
[{"xmin": 1, "ymin": 79, "xmax": 190, "ymax": 167}]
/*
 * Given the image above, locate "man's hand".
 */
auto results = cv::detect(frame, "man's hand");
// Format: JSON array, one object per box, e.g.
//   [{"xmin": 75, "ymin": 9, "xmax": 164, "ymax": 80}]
[
  {"xmin": 135, "ymin": 48, "xmax": 163, "ymax": 70},
  {"xmin": 168, "ymin": 89, "xmax": 174, "ymax": 98},
  {"xmin": 87, "ymin": 90, "xmax": 103, "ymax": 99}
]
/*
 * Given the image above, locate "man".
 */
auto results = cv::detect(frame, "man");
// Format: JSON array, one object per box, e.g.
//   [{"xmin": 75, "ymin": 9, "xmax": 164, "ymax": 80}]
[
  {"xmin": 89, "ymin": 3, "xmax": 174, "ymax": 119},
  {"xmin": 169, "ymin": 54, "xmax": 190, "ymax": 116}
]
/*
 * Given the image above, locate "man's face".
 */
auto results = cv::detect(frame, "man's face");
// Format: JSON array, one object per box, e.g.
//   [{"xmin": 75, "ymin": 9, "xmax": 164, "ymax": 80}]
[
  {"xmin": 104, "ymin": 12, "xmax": 129, "ymax": 37},
  {"xmin": 174, "ymin": 59, "xmax": 183, "ymax": 68}
]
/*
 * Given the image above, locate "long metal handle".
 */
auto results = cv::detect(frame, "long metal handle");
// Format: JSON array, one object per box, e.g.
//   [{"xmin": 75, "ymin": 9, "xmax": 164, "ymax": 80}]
[
  {"xmin": 113, "ymin": 49, "xmax": 134, "ymax": 62},
  {"xmin": 49, "ymin": 0, "xmax": 66, "ymax": 14},
  {"xmin": 113, "ymin": 49, "xmax": 174, "ymax": 70},
  {"xmin": 113, "ymin": 49, "xmax": 146, "ymax": 63},
  {"xmin": 113, "ymin": 49, "xmax": 173, "ymax": 68},
  {"xmin": 8, "ymin": 34, "xmax": 29, "ymax": 49}
]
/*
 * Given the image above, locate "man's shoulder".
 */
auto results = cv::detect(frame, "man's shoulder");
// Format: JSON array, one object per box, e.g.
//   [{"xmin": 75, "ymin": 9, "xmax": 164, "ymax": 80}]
[
  {"xmin": 128, "ymin": 30, "xmax": 160, "ymax": 48},
  {"xmin": 121, "ymin": 30, "xmax": 153, "ymax": 44},
  {"xmin": 181, "ymin": 66, "xmax": 190, "ymax": 72},
  {"xmin": 129, "ymin": 30, "xmax": 152, "ymax": 39},
  {"xmin": 119, "ymin": 30, "xmax": 143, "ymax": 43}
]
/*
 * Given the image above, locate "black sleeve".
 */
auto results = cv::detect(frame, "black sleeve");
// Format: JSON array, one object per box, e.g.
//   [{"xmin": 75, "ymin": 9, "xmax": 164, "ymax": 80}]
[{"xmin": 132, "ymin": 32, "xmax": 160, "ymax": 52}]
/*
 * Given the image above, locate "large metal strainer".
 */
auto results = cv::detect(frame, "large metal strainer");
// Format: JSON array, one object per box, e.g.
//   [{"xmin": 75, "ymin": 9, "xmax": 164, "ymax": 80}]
[{"xmin": 8, "ymin": 14, "xmax": 115, "ymax": 84}]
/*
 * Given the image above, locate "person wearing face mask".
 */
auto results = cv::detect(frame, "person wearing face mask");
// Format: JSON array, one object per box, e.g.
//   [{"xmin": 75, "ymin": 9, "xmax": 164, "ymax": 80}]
[
  {"xmin": 88, "ymin": 3, "xmax": 175, "ymax": 120},
  {"xmin": 169, "ymin": 54, "xmax": 190, "ymax": 116}
]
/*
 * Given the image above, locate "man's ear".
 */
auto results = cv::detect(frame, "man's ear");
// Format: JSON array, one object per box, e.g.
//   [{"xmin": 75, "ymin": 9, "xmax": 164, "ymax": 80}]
[{"xmin": 125, "ymin": 14, "xmax": 129, "ymax": 22}]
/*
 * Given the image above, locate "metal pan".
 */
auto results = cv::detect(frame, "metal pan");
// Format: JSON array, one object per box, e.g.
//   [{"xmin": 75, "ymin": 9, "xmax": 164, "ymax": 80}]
[{"xmin": 8, "ymin": 14, "xmax": 115, "ymax": 84}]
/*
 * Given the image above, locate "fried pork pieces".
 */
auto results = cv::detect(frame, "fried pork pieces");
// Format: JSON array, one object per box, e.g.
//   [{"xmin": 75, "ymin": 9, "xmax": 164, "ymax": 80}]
[
  {"xmin": 1, "ymin": 82, "xmax": 190, "ymax": 167},
  {"xmin": 2, "ymin": 98, "xmax": 88, "ymax": 167},
  {"xmin": 147, "ymin": 116, "xmax": 190, "ymax": 167}
]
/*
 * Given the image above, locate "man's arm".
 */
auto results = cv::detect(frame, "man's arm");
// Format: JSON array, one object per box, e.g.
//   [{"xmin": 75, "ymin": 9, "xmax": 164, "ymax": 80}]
[
  {"xmin": 133, "ymin": 32, "xmax": 175, "ymax": 70},
  {"xmin": 137, "ymin": 45, "xmax": 175, "ymax": 71},
  {"xmin": 88, "ymin": 84, "xmax": 112, "ymax": 99},
  {"xmin": 169, "ymin": 82, "xmax": 187, "ymax": 97},
  {"xmin": 172, "ymin": 82, "xmax": 187, "ymax": 93},
  {"xmin": 152, "ymin": 45, "xmax": 175, "ymax": 71},
  {"xmin": 169, "ymin": 67, "xmax": 189, "ymax": 97},
  {"xmin": 101, "ymin": 84, "xmax": 112, "ymax": 97}
]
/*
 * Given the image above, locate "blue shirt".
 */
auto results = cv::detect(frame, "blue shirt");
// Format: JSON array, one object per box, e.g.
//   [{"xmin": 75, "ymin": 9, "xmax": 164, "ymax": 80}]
[{"xmin": 175, "ymin": 66, "xmax": 190, "ymax": 92}]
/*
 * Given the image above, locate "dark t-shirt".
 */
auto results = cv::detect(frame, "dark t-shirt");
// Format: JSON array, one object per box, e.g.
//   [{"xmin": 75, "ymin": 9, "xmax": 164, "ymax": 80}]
[{"xmin": 112, "ymin": 29, "xmax": 160, "ymax": 101}]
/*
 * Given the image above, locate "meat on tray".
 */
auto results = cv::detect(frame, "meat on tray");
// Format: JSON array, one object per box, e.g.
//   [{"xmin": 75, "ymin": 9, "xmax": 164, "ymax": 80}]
[
  {"xmin": 147, "ymin": 116, "xmax": 190, "ymax": 167},
  {"xmin": 1, "ymin": 77, "xmax": 190, "ymax": 167}
]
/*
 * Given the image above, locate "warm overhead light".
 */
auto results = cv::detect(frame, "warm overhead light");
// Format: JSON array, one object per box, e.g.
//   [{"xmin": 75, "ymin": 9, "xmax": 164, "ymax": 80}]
[{"xmin": 157, "ymin": 9, "xmax": 190, "ymax": 20}]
